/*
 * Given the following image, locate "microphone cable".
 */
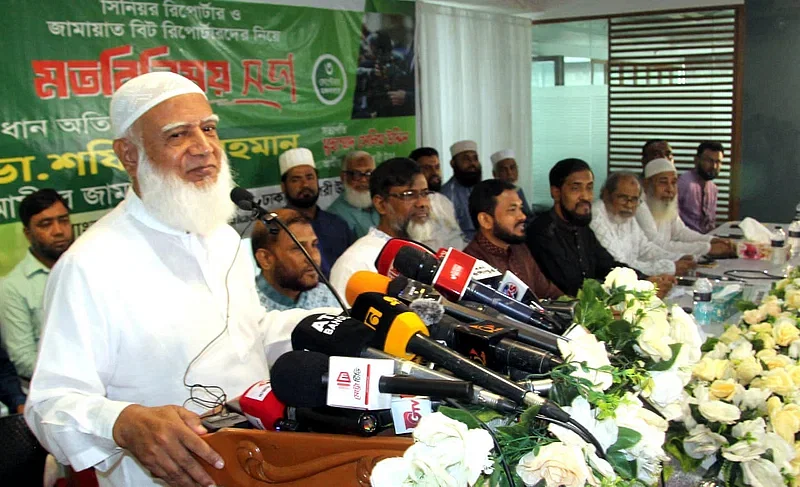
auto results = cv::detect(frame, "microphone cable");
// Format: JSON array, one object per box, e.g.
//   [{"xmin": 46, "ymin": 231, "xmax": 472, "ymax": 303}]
[
  {"xmin": 182, "ymin": 217, "xmax": 254, "ymax": 412},
  {"xmin": 443, "ymin": 399, "xmax": 514, "ymax": 487}
]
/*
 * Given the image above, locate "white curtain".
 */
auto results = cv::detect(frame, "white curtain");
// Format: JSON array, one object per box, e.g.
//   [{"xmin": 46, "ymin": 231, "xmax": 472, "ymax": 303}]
[{"xmin": 416, "ymin": 2, "xmax": 533, "ymax": 191}]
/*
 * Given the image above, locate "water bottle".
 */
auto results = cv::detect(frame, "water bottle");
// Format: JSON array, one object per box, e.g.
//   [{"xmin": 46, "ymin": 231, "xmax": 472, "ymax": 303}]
[
  {"xmin": 693, "ymin": 278, "xmax": 713, "ymax": 327},
  {"xmin": 795, "ymin": 201, "xmax": 800, "ymax": 222},
  {"xmin": 772, "ymin": 228, "xmax": 787, "ymax": 268},
  {"xmin": 789, "ymin": 220, "xmax": 800, "ymax": 259}
]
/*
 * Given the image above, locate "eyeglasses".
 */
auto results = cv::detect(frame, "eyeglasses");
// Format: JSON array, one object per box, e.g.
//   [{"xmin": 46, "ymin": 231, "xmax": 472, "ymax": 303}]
[
  {"xmin": 614, "ymin": 194, "xmax": 640, "ymax": 205},
  {"xmin": 344, "ymin": 170, "xmax": 373, "ymax": 180},
  {"xmin": 386, "ymin": 189, "xmax": 434, "ymax": 202}
]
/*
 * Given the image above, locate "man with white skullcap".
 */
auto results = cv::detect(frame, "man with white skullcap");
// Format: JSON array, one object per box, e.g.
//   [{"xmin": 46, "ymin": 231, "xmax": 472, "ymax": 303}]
[
  {"xmin": 638, "ymin": 158, "xmax": 735, "ymax": 257},
  {"xmin": 441, "ymin": 140, "xmax": 482, "ymax": 240},
  {"xmin": 491, "ymin": 149, "xmax": 531, "ymax": 215},
  {"xmin": 278, "ymin": 148, "xmax": 354, "ymax": 277},
  {"xmin": 24, "ymin": 72, "xmax": 337, "ymax": 487}
]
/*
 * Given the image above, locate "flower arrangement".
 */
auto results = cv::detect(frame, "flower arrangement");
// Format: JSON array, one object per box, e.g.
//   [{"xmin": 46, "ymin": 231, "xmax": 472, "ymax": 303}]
[
  {"xmin": 371, "ymin": 268, "xmax": 707, "ymax": 487},
  {"xmin": 667, "ymin": 269, "xmax": 800, "ymax": 487}
]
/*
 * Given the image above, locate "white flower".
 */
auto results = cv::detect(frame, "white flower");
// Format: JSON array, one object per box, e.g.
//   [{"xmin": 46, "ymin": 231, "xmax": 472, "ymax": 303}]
[
  {"xmin": 558, "ymin": 333, "xmax": 613, "ymax": 391},
  {"xmin": 698, "ymin": 400, "xmax": 741, "ymax": 424},
  {"xmin": 733, "ymin": 387, "xmax": 772, "ymax": 411},
  {"xmin": 371, "ymin": 413, "xmax": 494, "ymax": 487},
  {"xmin": 668, "ymin": 305, "xmax": 704, "ymax": 364},
  {"xmin": 773, "ymin": 316, "xmax": 800, "ymax": 347},
  {"xmin": 759, "ymin": 295, "xmax": 784, "ymax": 318},
  {"xmin": 516, "ymin": 443, "xmax": 594, "ymax": 487},
  {"xmin": 410, "ymin": 412, "xmax": 494, "ymax": 485},
  {"xmin": 554, "ymin": 396, "xmax": 618, "ymax": 452},
  {"xmin": 741, "ymin": 458, "xmax": 785, "ymax": 487},
  {"xmin": 762, "ymin": 432, "xmax": 796, "ymax": 471},
  {"xmin": 603, "ymin": 267, "xmax": 639, "ymax": 292},
  {"xmin": 731, "ymin": 417, "xmax": 766, "ymax": 440},
  {"xmin": 682, "ymin": 424, "xmax": 728, "ymax": 460},
  {"xmin": 693, "ymin": 356, "xmax": 733, "ymax": 382},
  {"xmin": 722, "ymin": 440, "xmax": 767, "ymax": 462},
  {"xmin": 646, "ymin": 370, "xmax": 686, "ymax": 420},
  {"xmin": 706, "ymin": 340, "xmax": 730, "ymax": 360},
  {"xmin": 743, "ymin": 307, "xmax": 767, "ymax": 326},
  {"xmin": 547, "ymin": 423, "xmax": 617, "ymax": 486},
  {"xmin": 633, "ymin": 309, "xmax": 674, "ymax": 362},
  {"xmin": 728, "ymin": 340, "xmax": 754, "ymax": 361},
  {"xmin": 614, "ymin": 394, "xmax": 669, "ymax": 484},
  {"xmin": 785, "ymin": 288, "xmax": 800, "ymax": 310},
  {"xmin": 789, "ymin": 339, "xmax": 800, "ymax": 359}
]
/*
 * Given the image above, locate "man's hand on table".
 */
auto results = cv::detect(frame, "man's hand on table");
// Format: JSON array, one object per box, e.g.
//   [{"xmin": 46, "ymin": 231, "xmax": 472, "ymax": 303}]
[
  {"xmin": 648, "ymin": 274, "xmax": 677, "ymax": 298},
  {"xmin": 112, "ymin": 404, "xmax": 223, "ymax": 487},
  {"xmin": 710, "ymin": 237, "xmax": 737, "ymax": 258},
  {"xmin": 674, "ymin": 256, "xmax": 697, "ymax": 276}
]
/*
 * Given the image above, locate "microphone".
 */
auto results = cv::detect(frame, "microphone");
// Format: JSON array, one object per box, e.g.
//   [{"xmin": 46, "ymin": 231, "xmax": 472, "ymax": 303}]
[
  {"xmin": 237, "ymin": 380, "xmax": 287, "ymax": 430},
  {"xmin": 230, "ymin": 187, "xmax": 349, "ymax": 314},
  {"xmin": 345, "ymin": 270, "xmax": 564, "ymax": 354},
  {"xmin": 346, "ymin": 292, "xmax": 565, "ymax": 416},
  {"xmin": 374, "ymin": 238, "xmax": 437, "ymax": 278},
  {"xmin": 271, "ymin": 351, "xmax": 473, "ymax": 411},
  {"xmin": 393, "ymin": 246, "xmax": 566, "ymax": 334}
]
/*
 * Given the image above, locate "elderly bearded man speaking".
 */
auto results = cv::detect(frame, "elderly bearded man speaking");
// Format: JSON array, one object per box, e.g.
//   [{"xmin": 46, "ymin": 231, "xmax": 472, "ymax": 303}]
[{"xmin": 24, "ymin": 72, "xmax": 332, "ymax": 487}]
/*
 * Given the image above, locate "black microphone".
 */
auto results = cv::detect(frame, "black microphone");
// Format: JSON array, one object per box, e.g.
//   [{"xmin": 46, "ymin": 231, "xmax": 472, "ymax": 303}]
[
  {"xmin": 230, "ymin": 187, "xmax": 348, "ymax": 314},
  {"xmin": 387, "ymin": 274, "xmax": 564, "ymax": 354},
  {"xmin": 271, "ymin": 350, "xmax": 474, "ymax": 406},
  {"xmin": 393, "ymin": 246, "xmax": 566, "ymax": 334}
]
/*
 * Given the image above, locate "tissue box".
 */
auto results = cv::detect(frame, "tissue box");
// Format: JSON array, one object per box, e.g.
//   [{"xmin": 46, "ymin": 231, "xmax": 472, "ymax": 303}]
[
  {"xmin": 736, "ymin": 241, "xmax": 786, "ymax": 260},
  {"xmin": 710, "ymin": 283, "xmax": 744, "ymax": 323}
]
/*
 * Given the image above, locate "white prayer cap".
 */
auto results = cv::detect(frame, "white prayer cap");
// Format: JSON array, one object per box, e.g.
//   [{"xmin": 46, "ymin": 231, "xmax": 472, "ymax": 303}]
[
  {"xmin": 450, "ymin": 140, "xmax": 478, "ymax": 158},
  {"xmin": 490, "ymin": 149, "xmax": 515, "ymax": 166},
  {"xmin": 279, "ymin": 148, "xmax": 316, "ymax": 176},
  {"xmin": 644, "ymin": 157, "xmax": 677, "ymax": 179},
  {"xmin": 110, "ymin": 71, "xmax": 206, "ymax": 138}
]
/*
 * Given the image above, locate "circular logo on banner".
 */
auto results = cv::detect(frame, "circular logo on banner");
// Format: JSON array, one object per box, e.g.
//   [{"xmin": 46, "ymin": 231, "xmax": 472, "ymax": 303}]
[{"xmin": 312, "ymin": 54, "xmax": 347, "ymax": 106}]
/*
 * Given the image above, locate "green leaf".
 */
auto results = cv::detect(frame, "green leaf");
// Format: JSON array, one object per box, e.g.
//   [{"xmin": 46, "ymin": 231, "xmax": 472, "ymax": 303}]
[
  {"xmin": 609, "ymin": 427, "xmax": 643, "ymax": 451},
  {"xmin": 649, "ymin": 343, "xmax": 683, "ymax": 371},
  {"xmin": 436, "ymin": 406, "xmax": 481, "ymax": 429},
  {"xmin": 736, "ymin": 300, "xmax": 758, "ymax": 312},
  {"xmin": 701, "ymin": 337, "xmax": 720, "ymax": 352},
  {"xmin": 474, "ymin": 408, "xmax": 505, "ymax": 425},
  {"xmin": 605, "ymin": 450, "xmax": 637, "ymax": 479},
  {"xmin": 664, "ymin": 436, "xmax": 702, "ymax": 473}
]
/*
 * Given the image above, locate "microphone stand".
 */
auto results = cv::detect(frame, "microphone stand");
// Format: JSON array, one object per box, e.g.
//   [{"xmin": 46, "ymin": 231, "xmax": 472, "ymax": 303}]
[{"xmin": 241, "ymin": 200, "xmax": 351, "ymax": 316}]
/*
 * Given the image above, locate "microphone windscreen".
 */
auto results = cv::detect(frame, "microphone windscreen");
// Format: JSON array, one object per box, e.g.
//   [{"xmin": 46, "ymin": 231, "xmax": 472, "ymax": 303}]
[
  {"xmin": 374, "ymin": 238, "xmax": 437, "ymax": 277},
  {"xmin": 270, "ymin": 350, "xmax": 329, "ymax": 408},
  {"xmin": 393, "ymin": 246, "xmax": 438, "ymax": 282},
  {"xmin": 230, "ymin": 187, "xmax": 255, "ymax": 206},
  {"xmin": 409, "ymin": 299, "xmax": 445, "ymax": 327},
  {"xmin": 291, "ymin": 313, "xmax": 375, "ymax": 357},
  {"xmin": 345, "ymin": 271, "xmax": 391, "ymax": 306}
]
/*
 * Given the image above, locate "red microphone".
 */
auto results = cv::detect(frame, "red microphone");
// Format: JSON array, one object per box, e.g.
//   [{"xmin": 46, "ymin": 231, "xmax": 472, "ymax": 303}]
[
  {"xmin": 375, "ymin": 238, "xmax": 436, "ymax": 278},
  {"xmin": 238, "ymin": 380, "xmax": 287, "ymax": 430}
]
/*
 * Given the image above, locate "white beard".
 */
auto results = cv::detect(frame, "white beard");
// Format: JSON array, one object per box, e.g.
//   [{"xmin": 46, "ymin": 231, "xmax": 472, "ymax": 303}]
[
  {"xmin": 607, "ymin": 210, "xmax": 632, "ymax": 226},
  {"xmin": 647, "ymin": 193, "xmax": 679, "ymax": 225},
  {"xmin": 343, "ymin": 184, "xmax": 373, "ymax": 209},
  {"xmin": 136, "ymin": 151, "xmax": 236, "ymax": 236},
  {"xmin": 407, "ymin": 218, "xmax": 435, "ymax": 245}
]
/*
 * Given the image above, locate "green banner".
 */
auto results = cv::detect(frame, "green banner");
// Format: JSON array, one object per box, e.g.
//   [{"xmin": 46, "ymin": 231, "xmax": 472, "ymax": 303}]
[{"xmin": 0, "ymin": 0, "xmax": 417, "ymax": 274}]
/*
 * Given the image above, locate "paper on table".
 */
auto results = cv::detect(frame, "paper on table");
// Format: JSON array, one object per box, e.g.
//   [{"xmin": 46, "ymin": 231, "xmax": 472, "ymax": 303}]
[{"xmin": 739, "ymin": 217, "xmax": 772, "ymax": 244}]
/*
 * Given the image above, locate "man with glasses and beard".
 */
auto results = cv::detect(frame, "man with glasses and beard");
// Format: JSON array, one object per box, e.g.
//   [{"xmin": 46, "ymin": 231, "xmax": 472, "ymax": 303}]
[
  {"xmin": 590, "ymin": 172, "xmax": 694, "ymax": 278},
  {"xmin": 0, "ymin": 189, "xmax": 74, "ymax": 380},
  {"xmin": 441, "ymin": 140, "xmax": 483, "ymax": 241},
  {"xmin": 526, "ymin": 159, "xmax": 672, "ymax": 297},
  {"xmin": 330, "ymin": 157, "xmax": 431, "ymax": 297},
  {"xmin": 251, "ymin": 208, "xmax": 339, "ymax": 311},
  {"xmin": 678, "ymin": 141, "xmax": 724, "ymax": 233},
  {"xmin": 464, "ymin": 179, "xmax": 562, "ymax": 299},
  {"xmin": 327, "ymin": 151, "xmax": 379, "ymax": 239},
  {"xmin": 279, "ymin": 148, "xmax": 355, "ymax": 278},
  {"xmin": 24, "ymin": 72, "xmax": 337, "ymax": 487}
]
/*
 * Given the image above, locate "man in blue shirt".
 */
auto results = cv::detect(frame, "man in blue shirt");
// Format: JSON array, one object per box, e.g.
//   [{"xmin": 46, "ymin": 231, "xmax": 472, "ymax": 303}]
[
  {"xmin": 441, "ymin": 140, "xmax": 482, "ymax": 241},
  {"xmin": 279, "ymin": 148, "xmax": 355, "ymax": 277},
  {"xmin": 326, "ymin": 151, "xmax": 379, "ymax": 239},
  {"xmin": 252, "ymin": 208, "xmax": 341, "ymax": 311}
]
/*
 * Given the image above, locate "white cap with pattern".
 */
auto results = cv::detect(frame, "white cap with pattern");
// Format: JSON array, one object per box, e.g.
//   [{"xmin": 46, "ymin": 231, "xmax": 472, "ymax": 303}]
[
  {"xmin": 279, "ymin": 148, "xmax": 316, "ymax": 176},
  {"xmin": 490, "ymin": 149, "xmax": 515, "ymax": 166},
  {"xmin": 449, "ymin": 140, "xmax": 478, "ymax": 158},
  {"xmin": 644, "ymin": 157, "xmax": 677, "ymax": 179},
  {"xmin": 110, "ymin": 71, "xmax": 206, "ymax": 138}
]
